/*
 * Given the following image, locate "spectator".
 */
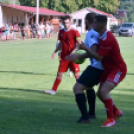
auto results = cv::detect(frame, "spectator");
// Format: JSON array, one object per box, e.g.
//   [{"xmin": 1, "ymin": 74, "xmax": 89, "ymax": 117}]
[
  {"xmin": 25, "ymin": 24, "xmax": 31, "ymax": 39},
  {"xmin": 9, "ymin": 23, "xmax": 14, "ymax": 40},
  {"xmin": 20, "ymin": 23, "xmax": 25, "ymax": 39},
  {"xmin": 5, "ymin": 24, "xmax": 9, "ymax": 40},
  {"xmin": 31, "ymin": 22, "xmax": 37, "ymax": 38},
  {"xmin": 38, "ymin": 22, "xmax": 45, "ymax": 39},
  {"xmin": 0, "ymin": 26, "xmax": 3, "ymax": 41},
  {"xmin": 45, "ymin": 20, "xmax": 51, "ymax": 38},
  {"xmin": 49, "ymin": 22, "xmax": 53, "ymax": 38}
]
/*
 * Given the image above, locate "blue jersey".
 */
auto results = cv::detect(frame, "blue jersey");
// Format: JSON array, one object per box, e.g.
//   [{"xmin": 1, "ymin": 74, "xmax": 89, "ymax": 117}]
[{"xmin": 84, "ymin": 29, "xmax": 104, "ymax": 70}]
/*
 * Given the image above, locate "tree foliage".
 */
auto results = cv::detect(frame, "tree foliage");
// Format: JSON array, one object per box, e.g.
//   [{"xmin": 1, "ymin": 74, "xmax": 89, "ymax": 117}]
[
  {"xmin": 120, "ymin": 1, "xmax": 134, "ymax": 22},
  {"xmin": 0, "ymin": 0, "xmax": 20, "ymax": 5},
  {"xmin": 1, "ymin": 0, "xmax": 120, "ymax": 14}
]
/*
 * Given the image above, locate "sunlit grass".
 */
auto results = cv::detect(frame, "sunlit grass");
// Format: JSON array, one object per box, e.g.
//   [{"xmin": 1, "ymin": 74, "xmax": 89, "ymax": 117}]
[{"xmin": 0, "ymin": 35, "xmax": 134, "ymax": 134}]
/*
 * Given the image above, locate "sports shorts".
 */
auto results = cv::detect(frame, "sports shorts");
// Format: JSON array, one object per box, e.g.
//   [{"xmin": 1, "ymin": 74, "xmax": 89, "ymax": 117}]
[
  {"xmin": 58, "ymin": 59, "xmax": 80, "ymax": 73},
  {"xmin": 77, "ymin": 66, "xmax": 103, "ymax": 88},
  {"xmin": 100, "ymin": 68, "xmax": 127, "ymax": 85}
]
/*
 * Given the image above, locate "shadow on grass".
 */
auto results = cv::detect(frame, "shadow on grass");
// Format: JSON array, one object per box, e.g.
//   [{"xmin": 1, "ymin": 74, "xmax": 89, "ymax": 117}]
[
  {"xmin": 0, "ymin": 71, "xmax": 56, "ymax": 76},
  {"xmin": 127, "ymin": 73, "xmax": 134, "ymax": 76},
  {"xmin": 0, "ymin": 87, "xmax": 42, "ymax": 94},
  {"xmin": 0, "ymin": 88, "xmax": 134, "ymax": 133}
]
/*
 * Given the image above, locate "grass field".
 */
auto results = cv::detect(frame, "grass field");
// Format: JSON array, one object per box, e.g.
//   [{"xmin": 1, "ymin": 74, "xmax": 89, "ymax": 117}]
[{"xmin": 0, "ymin": 35, "xmax": 134, "ymax": 134}]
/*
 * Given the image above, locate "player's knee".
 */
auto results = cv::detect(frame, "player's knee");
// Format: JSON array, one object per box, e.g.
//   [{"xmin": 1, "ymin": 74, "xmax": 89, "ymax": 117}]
[
  {"xmin": 73, "ymin": 83, "xmax": 84, "ymax": 94},
  {"xmin": 57, "ymin": 72, "xmax": 63, "ymax": 78}
]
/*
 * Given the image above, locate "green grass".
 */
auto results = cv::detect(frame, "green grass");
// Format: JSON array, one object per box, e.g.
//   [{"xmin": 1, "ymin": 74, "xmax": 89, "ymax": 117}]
[{"xmin": 0, "ymin": 35, "xmax": 134, "ymax": 134}]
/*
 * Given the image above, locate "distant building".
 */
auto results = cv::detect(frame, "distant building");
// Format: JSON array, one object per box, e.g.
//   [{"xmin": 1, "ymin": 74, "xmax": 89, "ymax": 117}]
[
  {"xmin": 0, "ymin": 3, "xmax": 67, "ymax": 32},
  {"xmin": 70, "ymin": 7, "xmax": 118, "ymax": 33}
]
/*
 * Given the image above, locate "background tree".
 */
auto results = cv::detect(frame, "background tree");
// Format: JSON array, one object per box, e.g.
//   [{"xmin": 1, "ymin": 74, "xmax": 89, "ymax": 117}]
[
  {"xmin": 0, "ymin": 0, "xmax": 20, "ymax": 5},
  {"xmin": 0, "ymin": 0, "xmax": 120, "ymax": 14},
  {"xmin": 120, "ymin": 1, "xmax": 134, "ymax": 22}
]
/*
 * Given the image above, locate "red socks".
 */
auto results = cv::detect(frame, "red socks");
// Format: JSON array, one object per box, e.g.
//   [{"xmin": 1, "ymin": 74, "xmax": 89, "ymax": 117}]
[
  {"xmin": 75, "ymin": 75, "xmax": 80, "ymax": 81},
  {"xmin": 52, "ymin": 77, "xmax": 62, "ymax": 92},
  {"xmin": 103, "ymin": 98, "xmax": 114, "ymax": 119},
  {"xmin": 112, "ymin": 100, "xmax": 119, "ymax": 114}
]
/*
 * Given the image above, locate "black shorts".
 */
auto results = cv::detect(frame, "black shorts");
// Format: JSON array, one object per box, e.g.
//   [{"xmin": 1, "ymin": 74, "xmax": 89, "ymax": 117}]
[{"xmin": 77, "ymin": 66, "xmax": 103, "ymax": 88}]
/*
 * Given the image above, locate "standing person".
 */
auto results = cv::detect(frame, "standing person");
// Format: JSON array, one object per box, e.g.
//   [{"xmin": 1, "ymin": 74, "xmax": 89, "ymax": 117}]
[
  {"xmin": 31, "ymin": 22, "xmax": 37, "ymax": 38},
  {"xmin": 66, "ymin": 13, "xmax": 104, "ymax": 123},
  {"xmin": 25, "ymin": 24, "xmax": 31, "ymax": 39},
  {"xmin": 43, "ymin": 15, "xmax": 82, "ymax": 95},
  {"xmin": 9, "ymin": 23, "xmax": 13, "ymax": 40},
  {"xmin": 38, "ymin": 22, "xmax": 44, "ymax": 38},
  {"xmin": 67, "ymin": 15, "xmax": 127, "ymax": 127},
  {"xmin": 45, "ymin": 20, "xmax": 51, "ymax": 38},
  {"xmin": 0, "ymin": 26, "xmax": 3, "ymax": 41},
  {"xmin": 20, "ymin": 23, "xmax": 25, "ymax": 39},
  {"xmin": 49, "ymin": 22, "xmax": 53, "ymax": 38},
  {"xmin": 5, "ymin": 24, "xmax": 9, "ymax": 40}
]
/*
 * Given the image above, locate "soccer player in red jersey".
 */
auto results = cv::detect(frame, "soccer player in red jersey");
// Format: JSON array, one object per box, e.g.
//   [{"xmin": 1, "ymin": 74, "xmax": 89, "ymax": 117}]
[
  {"xmin": 66, "ymin": 15, "xmax": 127, "ymax": 127},
  {"xmin": 43, "ymin": 15, "xmax": 82, "ymax": 95}
]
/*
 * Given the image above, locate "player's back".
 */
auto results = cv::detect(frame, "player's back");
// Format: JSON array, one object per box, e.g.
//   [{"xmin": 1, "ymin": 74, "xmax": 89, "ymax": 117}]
[{"xmin": 99, "ymin": 31, "xmax": 127, "ymax": 71}]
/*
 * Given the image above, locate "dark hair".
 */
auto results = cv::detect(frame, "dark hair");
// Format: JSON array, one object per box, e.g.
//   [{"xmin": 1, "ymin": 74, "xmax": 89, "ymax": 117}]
[
  {"xmin": 63, "ymin": 15, "xmax": 71, "ymax": 21},
  {"xmin": 85, "ymin": 13, "xmax": 96, "ymax": 24},
  {"xmin": 95, "ymin": 15, "xmax": 107, "ymax": 26}
]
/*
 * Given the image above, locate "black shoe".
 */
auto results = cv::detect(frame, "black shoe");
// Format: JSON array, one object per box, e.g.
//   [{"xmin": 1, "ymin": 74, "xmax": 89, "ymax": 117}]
[
  {"xmin": 89, "ymin": 114, "xmax": 96, "ymax": 119},
  {"xmin": 77, "ymin": 117, "xmax": 90, "ymax": 123}
]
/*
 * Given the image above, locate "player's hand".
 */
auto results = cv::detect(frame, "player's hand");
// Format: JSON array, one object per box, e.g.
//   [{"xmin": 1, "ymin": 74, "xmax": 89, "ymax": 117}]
[
  {"xmin": 51, "ymin": 52, "xmax": 56, "ymax": 59},
  {"xmin": 77, "ymin": 42, "xmax": 88, "ymax": 51},
  {"xmin": 65, "ymin": 53, "xmax": 78, "ymax": 62}
]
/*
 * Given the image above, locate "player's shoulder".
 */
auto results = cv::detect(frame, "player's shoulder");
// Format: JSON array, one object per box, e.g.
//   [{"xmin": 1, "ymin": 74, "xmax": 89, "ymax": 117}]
[
  {"xmin": 86, "ymin": 29, "xmax": 99, "ymax": 39},
  {"xmin": 70, "ymin": 27, "xmax": 78, "ymax": 32},
  {"xmin": 107, "ymin": 31, "xmax": 117, "ymax": 41},
  {"xmin": 59, "ymin": 29, "xmax": 64, "ymax": 33}
]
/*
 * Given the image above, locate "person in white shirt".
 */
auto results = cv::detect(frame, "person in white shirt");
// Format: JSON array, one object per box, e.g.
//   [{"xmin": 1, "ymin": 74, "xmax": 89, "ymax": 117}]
[
  {"xmin": 45, "ymin": 21, "xmax": 51, "ymax": 38},
  {"xmin": 38, "ymin": 22, "xmax": 44, "ymax": 38},
  {"xmin": 66, "ymin": 13, "xmax": 104, "ymax": 123}
]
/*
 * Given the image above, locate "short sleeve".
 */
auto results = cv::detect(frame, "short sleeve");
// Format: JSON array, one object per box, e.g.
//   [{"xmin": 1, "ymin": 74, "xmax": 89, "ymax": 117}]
[
  {"xmin": 75, "ymin": 30, "xmax": 81, "ymax": 39},
  {"xmin": 58, "ymin": 30, "xmax": 62, "ymax": 41},
  {"xmin": 84, "ymin": 33, "xmax": 88, "ymax": 47}
]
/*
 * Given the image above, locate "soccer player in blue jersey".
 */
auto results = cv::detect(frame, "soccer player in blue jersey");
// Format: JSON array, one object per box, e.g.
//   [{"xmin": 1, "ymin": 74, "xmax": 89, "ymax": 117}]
[{"xmin": 66, "ymin": 13, "xmax": 104, "ymax": 123}]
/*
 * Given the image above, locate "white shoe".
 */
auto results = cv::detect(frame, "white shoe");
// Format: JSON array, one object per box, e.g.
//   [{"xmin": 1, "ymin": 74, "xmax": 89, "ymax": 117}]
[
  {"xmin": 69, "ymin": 71, "xmax": 73, "ymax": 77},
  {"xmin": 43, "ymin": 89, "xmax": 56, "ymax": 95}
]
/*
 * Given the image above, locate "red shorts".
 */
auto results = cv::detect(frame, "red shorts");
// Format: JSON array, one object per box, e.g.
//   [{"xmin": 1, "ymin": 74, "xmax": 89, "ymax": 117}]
[
  {"xmin": 58, "ymin": 59, "xmax": 80, "ymax": 73},
  {"xmin": 100, "ymin": 69, "xmax": 127, "ymax": 85}
]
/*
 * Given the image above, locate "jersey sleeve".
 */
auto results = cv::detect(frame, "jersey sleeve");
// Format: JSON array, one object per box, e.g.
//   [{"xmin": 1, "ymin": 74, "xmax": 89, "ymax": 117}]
[
  {"xmin": 98, "ymin": 41, "xmax": 113, "ymax": 56},
  {"xmin": 84, "ymin": 33, "xmax": 88, "ymax": 47},
  {"xmin": 75, "ymin": 30, "xmax": 81, "ymax": 39},
  {"xmin": 58, "ymin": 30, "xmax": 62, "ymax": 41},
  {"xmin": 89, "ymin": 34, "xmax": 99, "ymax": 47}
]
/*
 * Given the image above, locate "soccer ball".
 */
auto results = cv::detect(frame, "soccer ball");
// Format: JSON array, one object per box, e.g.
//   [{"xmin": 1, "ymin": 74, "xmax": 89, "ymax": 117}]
[{"xmin": 74, "ymin": 50, "xmax": 86, "ymax": 64}]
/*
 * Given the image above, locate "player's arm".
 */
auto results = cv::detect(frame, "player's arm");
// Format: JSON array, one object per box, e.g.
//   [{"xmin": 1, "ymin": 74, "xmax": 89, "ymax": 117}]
[
  {"xmin": 75, "ymin": 44, "xmax": 99, "ymax": 59},
  {"xmin": 70, "ymin": 37, "xmax": 82, "ymax": 54},
  {"xmin": 51, "ymin": 41, "xmax": 62, "ymax": 59},
  {"xmin": 67, "ymin": 44, "xmax": 99, "ymax": 61},
  {"xmin": 78, "ymin": 42, "xmax": 103, "ymax": 61}
]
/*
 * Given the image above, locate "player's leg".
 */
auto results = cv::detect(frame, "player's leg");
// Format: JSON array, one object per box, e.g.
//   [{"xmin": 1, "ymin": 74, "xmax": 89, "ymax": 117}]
[
  {"xmin": 69, "ymin": 62, "xmax": 80, "ymax": 80},
  {"xmin": 97, "ymin": 81, "xmax": 116, "ymax": 127},
  {"xmin": 74, "ymin": 82, "xmax": 90, "ymax": 123},
  {"xmin": 43, "ymin": 60, "xmax": 69, "ymax": 95},
  {"xmin": 69, "ymin": 68, "xmax": 73, "ymax": 77},
  {"xmin": 98, "ymin": 69, "xmax": 126, "ymax": 127},
  {"xmin": 82, "ymin": 66, "xmax": 103, "ymax": 119},
  {"xmin": 86, "ymin": 88, "xmax": 96, "ymax": 118},
  {"xmin": 43, "ymin": 71, "xmax": 63, "ymax": 95},
  {"xmin": 74, "ymin": 66, "xmax": 103, "ymax": 123}
]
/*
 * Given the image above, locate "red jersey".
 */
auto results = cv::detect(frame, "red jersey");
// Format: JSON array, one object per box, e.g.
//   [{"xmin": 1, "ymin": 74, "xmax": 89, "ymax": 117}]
[
  {"xmin": 98, "ymin": 31, "xmax": 127, "ymax": 71},
  {"xmin": 58, "ymin": 28, "xmax": 80, "ymax": 59}
]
